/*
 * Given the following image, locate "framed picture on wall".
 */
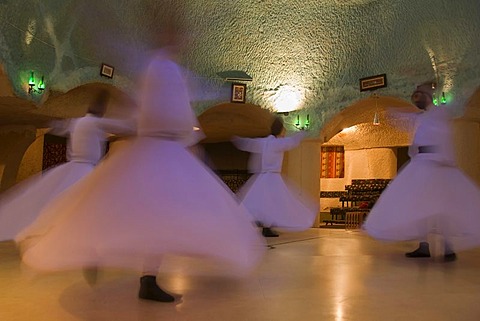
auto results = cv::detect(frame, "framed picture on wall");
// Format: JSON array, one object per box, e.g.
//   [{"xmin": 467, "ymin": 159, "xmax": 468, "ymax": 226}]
[
  {"xmin": 359, "ymin": 74, "xmax": 387, "ymax": 91},
  {"xmin": 100, "ymin": 63, "xmax": 115, "ymax": 79},
  {"xmin": 231, "ymin": 83, "xmax": 246, "ymax": 103}
]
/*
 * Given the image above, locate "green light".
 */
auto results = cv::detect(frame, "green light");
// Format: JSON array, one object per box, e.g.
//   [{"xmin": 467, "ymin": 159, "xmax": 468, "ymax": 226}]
[
  {"xmin": 432, "ymin": 93, "xmax": 438, "ymax": 106},
  {"xmin": 295, "ymin": 115, "xmax": 300, "ymax": 127},
  {"xmin": 305, "ymin": 114, "xmax": 310, "ymax": 127},
  {"xmin": 38, "ymin": 76, "xmax": 45, "ymax": 90},
  {"xmin": 441, "ymin": 92, "xmax": 447, "ymax": 104},
  {"xmin": 28, "ymin": 71, "xmax": 35, "ymax": 86}
]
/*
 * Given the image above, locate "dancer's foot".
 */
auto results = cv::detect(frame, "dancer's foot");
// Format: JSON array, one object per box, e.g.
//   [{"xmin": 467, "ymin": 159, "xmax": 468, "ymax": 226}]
[
  {"xmin": 262, "ymin": 228, "xmax": 279, "ymax": 237},
  {"xmin": 83, "ymin": 266, "xmax": 99, "ymax": 286},
  {"xmin": 444, "ymin": 253, "xmax": 457, "ymax": 262},
  {"xmin": 139, "ymin": 275, "xmax": 175, "ymax": 302},
  {"xmin": 405, "ymin": 242, "xmax": 431, "ymax": 258}
]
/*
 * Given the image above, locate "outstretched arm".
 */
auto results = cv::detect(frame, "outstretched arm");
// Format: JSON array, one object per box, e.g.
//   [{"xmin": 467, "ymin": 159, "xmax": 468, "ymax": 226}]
[
  {"xmin": 231, "ymin": 136, "xmax": 264, "ymax": 153},
  {"xmin": 48, "ymin": 118, "xmax": 74, "ymax": 137},
  {"xmin": 272, "ymin": 131, "xmax": 306, "ymax": 152}
]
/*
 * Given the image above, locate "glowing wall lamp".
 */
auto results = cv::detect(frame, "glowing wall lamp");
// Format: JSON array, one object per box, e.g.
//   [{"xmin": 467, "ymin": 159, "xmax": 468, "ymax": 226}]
[
  {"xmin": 273, "ymin": 86, "xmax": 302, "ymax": 114},
  {"xmin": 431, "ymin": 82, "xmax": 447, "ymax": 106},
  {"xmin": 440, "ymin": 92, "xmax": 447, "ymax": 105},
  {"xmin": 295, "ymin": 114, "xmax": 310, "ymax": 130},
  {"xmin": 27, "ymin": 71, "xmax": 46, "ymax": 94}
]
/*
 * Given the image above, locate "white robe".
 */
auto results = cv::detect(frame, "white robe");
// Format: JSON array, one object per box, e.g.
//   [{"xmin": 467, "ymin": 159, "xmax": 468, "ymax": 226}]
[
  {"xmin": 364, "ymin": 107, "xmax": 480, "ymax": 251},
  {"xmin": 0, "ymin": 114, "xmax": 134, "ymax": 241},
  {"xmin": 17, "ymin": 49, "xmax": 265, "ymax": 274},
  {"xmin": 232, "ymin": 133, "xmax": 318, "ymax": 230}
]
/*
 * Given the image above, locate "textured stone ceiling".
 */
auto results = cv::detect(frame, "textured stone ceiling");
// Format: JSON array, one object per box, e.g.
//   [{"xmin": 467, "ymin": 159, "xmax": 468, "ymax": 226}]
[{"xmin": 0, "ymin": 0, "xmax": 479, "ymax": 135}]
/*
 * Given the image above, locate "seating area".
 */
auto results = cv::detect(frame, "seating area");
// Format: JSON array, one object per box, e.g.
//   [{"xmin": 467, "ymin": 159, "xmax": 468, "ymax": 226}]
[
  {"xmin": 322, "ymin": 179, "xmax": 391, "ymax": 228},
  {"xmin": 215, "ymin": 169, "xmax": 252, "ymax": 193}
]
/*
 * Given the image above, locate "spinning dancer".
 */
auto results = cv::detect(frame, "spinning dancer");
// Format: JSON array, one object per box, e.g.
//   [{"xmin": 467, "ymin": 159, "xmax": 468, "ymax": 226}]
[
  {"xmin": 364, "ymin": 82, "xmax": 480, "ymax": 261},
  {"xmin": 0, "ymin": 90, "xmax": 134, "ymax": 241},
  {"xmin": 232, "ymin": 117, "xmax": 318, "ymax": 238},
  {"xmin": 16, "ymin": 24, "xmax": 264, "ymax": 303}
]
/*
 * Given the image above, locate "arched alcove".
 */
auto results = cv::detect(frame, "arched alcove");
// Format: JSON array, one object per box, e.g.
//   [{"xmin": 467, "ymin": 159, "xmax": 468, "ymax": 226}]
[
  {"xmin": 198, "ymin": 102, "xmax": 274, "ymax": 143},
  {"xmin": 37, "ymin": 82, "xmax": 137, "ymax": 120},
  {"xmin": 318, "ymin": 95, "xmax": 419, "ymax": 217},
  {"xmin": 319, "ymin": 95, "xmax": 418, "ymax": 144},
  {"xmin": 0, "ymin": 81, "xmax": 137, "ymax": 189},
  {"xmin": 197, "ymin": 102, "xmax": 275, "ymax": 191}
]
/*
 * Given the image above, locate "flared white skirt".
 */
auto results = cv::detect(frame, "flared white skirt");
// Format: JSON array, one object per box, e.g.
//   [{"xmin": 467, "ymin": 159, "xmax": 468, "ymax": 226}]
[
  {"xmin": 237, "ymin": 173, "xmax": 318, "ymax": 231},
  {"xmin": 364, "ymin": 156, "xmax": 480, "ymax": 251},
  {"xmin": 18, "ymin": 137, "xmax": 265, "ymax": 274},
  {"xmin": 0, "ymin": 162, "xmax": 93, "ymax": 241}
]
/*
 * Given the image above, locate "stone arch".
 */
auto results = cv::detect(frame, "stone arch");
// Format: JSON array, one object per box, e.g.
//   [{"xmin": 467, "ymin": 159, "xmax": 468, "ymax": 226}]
[
  {"xmin": 318, "ymin": 95, "xmax": 419, "ymax": 212},
  {"xmin": 0, "ymin": 82, "xmax": 137, "ymax": 189},
  {"xmin": 197, "ymin": 102, "xmax": 276, "ymax": 191},
  {"xmin": 38, "ymin": 82, "xmax": 137, "ymax": 120},
  {"xmin": 198, "ymin": 102, "xmax": 275, "ymax": 143},
  {"xmin": 319, "ymin": 95, "xmax": 418, "ymax": 145}
]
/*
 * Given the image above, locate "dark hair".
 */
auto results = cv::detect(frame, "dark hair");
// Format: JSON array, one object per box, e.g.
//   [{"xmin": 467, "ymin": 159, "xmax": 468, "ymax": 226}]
[
  {"xmin": 88, "ymin": 89, "xmax": 110, "ymax": 116},
  {"xmin": 270, "ymin": 117, "xmax": 284, "ymax": 136},
  {"xmin": 411, "ymin": 81, "xmax": 435, "ymax": 110}
]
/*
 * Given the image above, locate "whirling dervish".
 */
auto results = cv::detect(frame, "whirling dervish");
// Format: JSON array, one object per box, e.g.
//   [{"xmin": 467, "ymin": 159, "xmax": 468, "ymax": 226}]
[
  {"xmin": 0, "ymin": 89, "xmax": 134, "ymax": 241},
  {"xmin": 15, "ymin": 18, "xmax": 265, "ymax": 303},
  {"xmin": 232, "ymin": 116, "xmax": 318, "ymax": 237},
  {"xmin": 363, "ymin": 82, "xmax": 480, "ymax": 261}
]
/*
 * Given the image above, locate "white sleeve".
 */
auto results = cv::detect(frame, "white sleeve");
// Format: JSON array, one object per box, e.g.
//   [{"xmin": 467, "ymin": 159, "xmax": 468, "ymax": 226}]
[
  {"xmin": 97, "ymin": 118, "xmax": 137, "ymax": 136},
  {"xmin": 272, "ymin": 132, "xmax": 306, "ymax": 152},
  {"xmin": 231, "ymin": 136, "xmax": 264, "ymax": 153},
  {"xmin": 48, "ymin": 119, "xmax": 73, "ymax": 136}
]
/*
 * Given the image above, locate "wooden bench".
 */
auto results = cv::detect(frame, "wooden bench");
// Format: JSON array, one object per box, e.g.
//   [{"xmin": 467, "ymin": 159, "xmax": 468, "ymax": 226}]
[{"xmin": 322, "ymin": 179, "xmax": 390, "ymax": 228}]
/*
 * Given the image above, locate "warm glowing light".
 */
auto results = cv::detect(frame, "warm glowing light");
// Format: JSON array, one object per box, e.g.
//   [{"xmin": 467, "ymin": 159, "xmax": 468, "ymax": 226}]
[
  {"xmin": 340, "ymin": 126, "xmax": 357, "ymax": 134},
  {"xmin": 335, "ymin": 305, "xmax": 344, "ymax": 321},
  {"xmin": 170, "ymin": 275, "xmax": 188, "ymax": 292},
  {"xmin": 272, "ymin": 86, "xmax": 303, "ymax": 113}
]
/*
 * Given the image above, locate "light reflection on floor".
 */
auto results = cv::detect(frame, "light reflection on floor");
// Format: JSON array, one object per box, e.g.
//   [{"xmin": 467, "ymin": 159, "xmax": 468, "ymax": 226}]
[{"xmin": 2, "ymin": 228, "xmax": 480, "ymax": 321}]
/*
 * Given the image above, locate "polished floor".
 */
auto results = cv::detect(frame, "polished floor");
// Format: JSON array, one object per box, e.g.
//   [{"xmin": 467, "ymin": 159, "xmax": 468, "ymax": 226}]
[{"xmin": 2, "ymin": 227, "xmax": 480, "ymax": 321}]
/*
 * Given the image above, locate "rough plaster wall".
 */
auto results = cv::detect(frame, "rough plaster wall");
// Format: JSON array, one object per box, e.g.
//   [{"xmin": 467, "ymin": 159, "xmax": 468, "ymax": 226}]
[
  {"xmin": 1, "ymin": 0, "xmax": 479, "ymax": 134},
  {"xmin": 345, "ymin": 148, "xmax": 397, "ymax": 180},
  {"xmin": 327, "ymin": 122, "xmax": 412, "ymax": 150},
  {"xmin": 284, "ymin": 140, "xmax": 321, "ymax": 199},
  {"xmin": 0, "ymin": 126, "xmax": 37, "ymax": 190},
  {"xmin": 283, "ymin": 140, "xmax": 321, "ymax": 225},
  {"xmin": 320, "ymin": 147, "xmax": 396, "ymax": 201},
  {"xmin": 16, "ymin": 129, "xmax": 46, "ymax": 182},
  {"xmin": 452, "ymin": 119, "xmax": 480, "ymax": 184}
]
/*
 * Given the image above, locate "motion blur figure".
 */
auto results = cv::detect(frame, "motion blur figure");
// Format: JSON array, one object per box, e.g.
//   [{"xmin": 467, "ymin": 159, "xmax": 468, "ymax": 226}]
[
  {"xmin": 364, "ymin": 82, "xmax": 480, "ymax": 261},
  {"xmin": 0, "ymin": 89, "xmax": 134, "ymax": 241},
  {"xmin": 16, "ymin": 18, "xmax": 265, "ymax": 303},
  {"xmin": 232, "ymin": 117, "xmax": 318, "ymax": 238}
]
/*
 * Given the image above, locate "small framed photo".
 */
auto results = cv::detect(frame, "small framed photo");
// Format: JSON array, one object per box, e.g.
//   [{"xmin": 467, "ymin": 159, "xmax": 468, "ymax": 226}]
[
  {"xmin": 100, "ymin": 63, "xmax": 114, "ymax": 79},
  {"xmin": 231, "ymin": 83, "xmax": 246, "ymax": 103},
  {"xmin": 359, "ymin": 74, "xmax": 387, "ymax": 91}
]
